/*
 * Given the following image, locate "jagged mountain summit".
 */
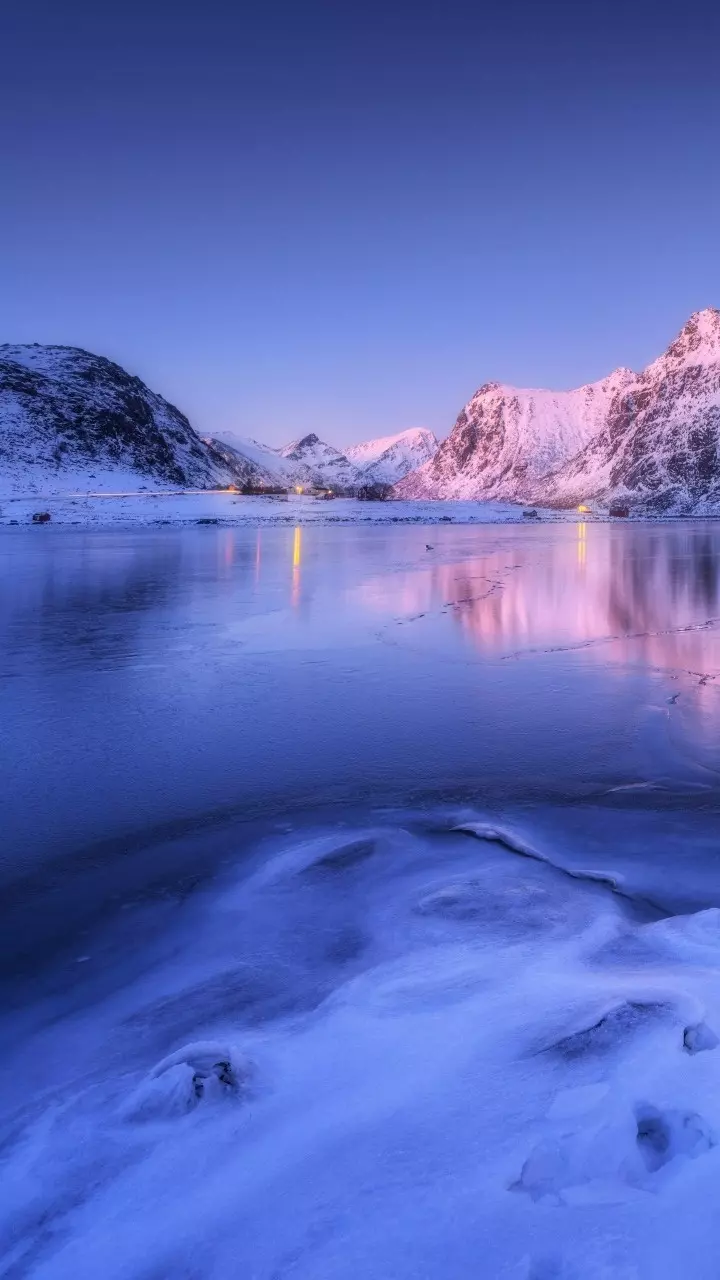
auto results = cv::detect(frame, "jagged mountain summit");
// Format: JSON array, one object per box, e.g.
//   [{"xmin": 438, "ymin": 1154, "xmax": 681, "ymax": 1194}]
[
  {"xmin": 208, "ymin": 430, "xmax": 361, "ymax": 489},
  {"xmin": 543, "ymin": 309, "xmax": 720, "ymax": 513},
  {"xmin": 397, "ymin": 309, "xmax": 720, "ymax": 514},
  {"xmin": 278, "ymin": 433, "xmax": 363, "ymax": 489},
  {"xmin": 345, "ymin": 428, "xmax": 438, "ymax": 484},
  {"xmin": 396, "ymin": 370, "xmax": 634, "ymax": 501},
  {"xmin": 0, "ymin": 344, "xmax": 229, "ymax": 494},
  {"xmin": 211, "ymin": 427, "xmax": 436, "ymax": 489}
]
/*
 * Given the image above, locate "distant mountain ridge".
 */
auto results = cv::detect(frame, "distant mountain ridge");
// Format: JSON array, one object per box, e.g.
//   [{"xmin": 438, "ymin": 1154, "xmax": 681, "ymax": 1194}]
[
  {"xmin": 278, "ymin": 433, "xmax": 362, "ymax": 489},
  {"xmin": 345, "ymin": 428, "xmax": 438, "ymax": 483},
  {"xmin": 397, "ymin": 310, "xmax": 720, "ymax": 513},
  {"xmin": 210, "ymin": 427, "xmax": 438, "ymax": 490}
]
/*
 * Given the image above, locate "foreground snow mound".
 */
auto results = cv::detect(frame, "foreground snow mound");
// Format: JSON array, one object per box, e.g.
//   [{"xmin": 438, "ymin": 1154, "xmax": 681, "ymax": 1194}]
[
  {"xmin": 0, "ymin": 344, "xmax": 232, "ymax": 495},
  {"xmin": 6, "ymin": 807, "xmax": 720, "ymax": 1278},
  {"xmin": 122, "ymin": 1041, "xmax": 253, "ymax": 1121}
]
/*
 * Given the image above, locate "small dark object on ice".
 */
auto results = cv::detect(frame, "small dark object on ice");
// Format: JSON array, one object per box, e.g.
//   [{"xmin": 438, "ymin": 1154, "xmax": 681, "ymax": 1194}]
[
  {"xmin": 523, "ymin": 509, "xmax": 540, "ymax": 520},
  {"xmin": 425, "ymin": 543, "xmax": 434, "ymax": 550},
  {"xmin": 32, "ymin": 511, "xmax": 51, "ymax": 524}
]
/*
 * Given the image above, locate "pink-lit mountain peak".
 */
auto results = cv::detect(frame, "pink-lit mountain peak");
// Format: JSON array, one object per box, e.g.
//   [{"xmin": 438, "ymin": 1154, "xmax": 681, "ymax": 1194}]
[
  {"xmin": 662, "ymin": 308, "xmax": 720, "ymax": 367},
  {"xmin": 396, "ymin": 307, "xmax": 720, "ymax": 513}
]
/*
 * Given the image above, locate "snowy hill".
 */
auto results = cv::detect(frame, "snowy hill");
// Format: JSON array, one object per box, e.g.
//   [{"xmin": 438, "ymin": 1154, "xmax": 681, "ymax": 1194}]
[
  {"xmin": 542, "ymin": 310, "xmax": 720, "ymax": 513},
  {"xmin": 0, "ymin": 344, "xmax": 230, "ymax": 495},
  {"xmin": 345, "ymin": 428, "xmax": 438, "ymax": 483},
  {"xmin": 396, "ymin": 371, "xmax": 634, "ymax": 501}
]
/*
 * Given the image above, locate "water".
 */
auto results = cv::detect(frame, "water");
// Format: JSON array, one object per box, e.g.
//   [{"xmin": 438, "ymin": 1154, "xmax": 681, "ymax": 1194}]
[
  {"xmin": 2, "ymin": 521, "xmax": 720, "ymax": 1278},
  {"xmin": 3, "ymin": 521, "xmax": 719, "ymax": 866}
]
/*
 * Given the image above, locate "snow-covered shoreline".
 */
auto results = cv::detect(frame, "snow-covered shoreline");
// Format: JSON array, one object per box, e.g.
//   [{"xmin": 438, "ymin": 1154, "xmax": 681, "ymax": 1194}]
[
  {"xmin": 1, "ymin": 491, "xmax": 716, "ymax": 529},
  {"xmin": 0, "ymin": 492, "xmax": 567, "ymax": 529}
]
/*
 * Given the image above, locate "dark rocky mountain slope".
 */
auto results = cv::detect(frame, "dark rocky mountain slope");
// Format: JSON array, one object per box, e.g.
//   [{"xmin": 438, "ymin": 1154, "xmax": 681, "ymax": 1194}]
[{"xmin": 0, "ymin": 344, "xmax": 229, "ymax": 493}]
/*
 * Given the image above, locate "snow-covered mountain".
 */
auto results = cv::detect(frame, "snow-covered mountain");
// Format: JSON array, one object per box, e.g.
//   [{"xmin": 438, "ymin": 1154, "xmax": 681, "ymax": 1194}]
[
  {"xmin": 396, "ymin": 310, "xmax": 720, "ymax": 513},
  {"xmin": 345, "ymin": 428, "xmax": 438, "ymax": 483},
  {"xmin": 203, "ymin": 434, "xmax": 297, "ymax": 488},
  {"xmin": 0, "ymin": 344, "xmax": 230, "ymax": 495},
  {"xmin": 396, "ymin": 371, "xmax": 634, "ymax": 500},
  {"xmin": 278, "ymin": 433, "xmax": 363, "ymax": 488},
  {"xmin": 11, "ymin": 314, "xmax": 720, "ymax": 513},
  {"xmin": 210, "ymin": 430, "xmax": 363, "ymax": 489},
  {"xmin": 210, "ymin": 428, "xmax": 438, "ymax": 489},
  {"xmin": 543, "ymin": 309, "xmax": 720, "ymax": 513},
  {"xmin": 0, "ymin": 347, "xmax": 433, "ymax": 495}
]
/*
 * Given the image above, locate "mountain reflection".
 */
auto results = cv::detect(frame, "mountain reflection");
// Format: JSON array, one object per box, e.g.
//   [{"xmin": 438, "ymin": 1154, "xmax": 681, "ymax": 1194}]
[{"xmin": 359, "ymin": 525, "xmax": 720, "ymax": 684}]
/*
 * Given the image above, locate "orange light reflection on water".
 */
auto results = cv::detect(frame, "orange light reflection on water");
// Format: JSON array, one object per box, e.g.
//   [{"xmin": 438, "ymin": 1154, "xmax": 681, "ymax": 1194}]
[
  {"xmin": 577, "ymin": 521, "xmax": 587, "ymax": 567},
  {"xmin": 291, "ymin": 526, "xmax": 302, "ymax": 606}
]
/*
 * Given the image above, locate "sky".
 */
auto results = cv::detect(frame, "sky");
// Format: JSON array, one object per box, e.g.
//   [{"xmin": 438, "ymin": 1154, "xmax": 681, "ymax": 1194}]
[{"xmin": 2, "ymin": 0, "xmax": 720, "ymax": 447}]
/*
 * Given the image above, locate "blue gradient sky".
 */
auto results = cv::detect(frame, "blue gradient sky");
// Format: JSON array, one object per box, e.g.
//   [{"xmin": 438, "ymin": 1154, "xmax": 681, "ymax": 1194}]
[{"xmin": 2, "ymin": 0, "xmax": 719, "ymax": 446}]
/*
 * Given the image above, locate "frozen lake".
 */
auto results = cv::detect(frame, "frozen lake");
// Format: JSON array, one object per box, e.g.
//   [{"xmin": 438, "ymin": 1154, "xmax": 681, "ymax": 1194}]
[{"xmin": 2, "ymin": 520, "xmax": 720, "ymax": 1278}]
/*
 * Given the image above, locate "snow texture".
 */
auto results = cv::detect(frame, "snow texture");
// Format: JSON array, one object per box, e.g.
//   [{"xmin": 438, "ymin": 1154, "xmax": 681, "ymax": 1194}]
[{"xmin": 6, "ymin": 809, "xmax": 720, "ymax": 1278}]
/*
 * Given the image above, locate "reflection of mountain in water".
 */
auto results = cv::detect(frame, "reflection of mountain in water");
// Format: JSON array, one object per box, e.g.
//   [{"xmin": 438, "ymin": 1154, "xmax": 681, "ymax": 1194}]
[{"xmin": 358, "ymin": 527, "xmax": 720, "ymax": 687}]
